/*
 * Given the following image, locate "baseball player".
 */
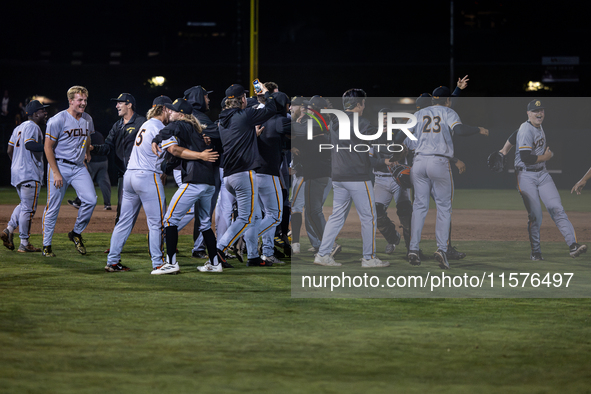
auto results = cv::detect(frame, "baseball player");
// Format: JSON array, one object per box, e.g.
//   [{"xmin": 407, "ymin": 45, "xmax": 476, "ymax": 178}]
[
  {"xmin": 150, "ymin": 98, "xmax": 220, "ymax": 274},
  {"xmin": 90, "ymin": 93, "xmax": 147, "ymax": 225},
  {"xmin": 104, "ymin": 96, "xmax": 173, "ymax": 272},
  {"xmin": 406, "ymin": 86, "xmax": 488, "ymax": 269},
  {"xmin": 1, "ymin": 100, "xmax": 49, "ymax": 253},
  {"xmin": 245, "ymin": 91, "xmax": 291, "ymax": 265},
  {"xmin": 412, "ymin": 91, "xmax": 469, "ymax": 261},
  {"xmin": 289, "ymin": 98, "xmax": 305, "ymax": 253},
  {"xmin": 314, "ymin": 88, "xmax": 388, "ymax": 268},
  {"xmin": 216, "ymin": 83, "xmax": 278, "ymax": 267},
  {"xmin": 513, "ymin": 100, "xmax": 586, "ymax": 259},
  {"xmin": 572, "ymin": 166, "xmax": 591, "ymax": 195},
  {"xmin": 41, "ymin": 86, "xmax": 97, "ymax": 257},
  {"xmin": 371, "ymin": 108, "xmax": 404, "ymax": 255}
]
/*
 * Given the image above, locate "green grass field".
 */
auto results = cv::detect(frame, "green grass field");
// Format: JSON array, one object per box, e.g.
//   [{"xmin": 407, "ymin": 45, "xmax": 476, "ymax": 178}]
[{"xmin": 1, "ymin": 188, "xmax": 590, "ymax": 393}]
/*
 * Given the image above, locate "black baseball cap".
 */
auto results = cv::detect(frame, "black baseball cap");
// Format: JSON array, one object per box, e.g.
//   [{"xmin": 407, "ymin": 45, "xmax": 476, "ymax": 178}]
[
  {"xmin": 164, "ymin": 98, "xmax": 193, "ymax": 114},
  {"xmin": 291, "ymin": 96, "xmax": 307, "ymax": 106},
  {"xmin": 152, "ymin": 95, "xmax": 172, "ymax": 107},
  {"xmin": 111, "ymin": 93, "xmax": 136, "ymax": 106},
  {"xmin": 308, "ymin": 95, "xmax": 328, "ymax": 110},
  {"xmin": 225, "ymin": 84, "xmax": 248, "ymax": 99},
  {"xmin": 432, "ymin": 86, "xmax": 451, "ymax": 98},
  {"xmin": 416, "ymin": 93, "xmax": 432, "ymax": 110},
  {"xmin": 527, "ymin": 99, "xmax": 545, "ymax": 111},
  {"xmin": 25, "ymin": 100, "xmax": 49, "ymax": 116}
]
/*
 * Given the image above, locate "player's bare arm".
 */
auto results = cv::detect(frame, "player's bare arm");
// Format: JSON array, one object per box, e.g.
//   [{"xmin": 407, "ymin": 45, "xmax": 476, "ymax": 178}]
[
  {"xmin": 499, "ymin": 140, "xmax": 514, "ymax": 156},
  {"xmin": 535, "ymin": 147, "xmax": 553, "ymax": 163},
  {"xmin": 478, "ymin": 127, "xmax": 489, "ymax": 136},
  {"xmin": 571, "ymin": 166, "xmax": 591, "ymax": 195},
  {"xmin": 44, "ymin": 138, "xmax": 63, "ymax": 188},
  {"xmin": 7, "ymin": 145, "xmax": 13, "ymax": 161},
  {"xmin": 166, "ymin": 145, "xmax": 219, "ymax": 162},
  {"xmin": 85, "ymin": 135, "xmax": 92, "ymax": 163}
]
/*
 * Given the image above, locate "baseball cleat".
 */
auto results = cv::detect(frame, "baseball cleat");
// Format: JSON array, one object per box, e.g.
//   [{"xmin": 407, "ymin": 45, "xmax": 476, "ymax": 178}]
[
  {"xmin": 446, "ymin": 246, "xmax": 466, "ymax": 260},
  {"xmin": 434, "ymin": 249, "xmax": 450, "ymax": 269},
  {"xmin": 274, "ymin": 248, "xmax": 286, "ymax": 259},
  {"xmin": 530, "ymin": 252, "xmax": 544, "ymax": 261},
  {"xmin": 385, "ymin": 243, "xmax": 396, "ymax": 254},
  {"xmin": 330, "ymin": 243, "xmax": 342, "ymax": 258},
  {"xmin": 361, "ymin": 257, "xmax": 390, "ymax": 268},
  {"xmin": 17, "ymin": 243, "xmax": 41, "ymax": 253},
  {"xmin": 313, "ymin": 254, "xmax": 341, "ymax": 267},
  {"xmin": 408, "ymin": 250, "xmax": 421, "ymax": 266},
  {"xmin": 215, "ymin": 249, "xmax": 234, "ymax": 268},
  {"xmin": 150, "ymin": 263, "xmax": 180, "ymax": 275},
  {"xmin": 393, "ymin": 229, "xmax": 402, "ymax": 246},
  {"xmin": 42, "ymin": 245, "xmax": 56, "ymax": 257},
  {"xmin": 105, "ymin": 263, "xmax": 130, "ymax": 272},
  {"xmin": 192, "ymin": 251, "xmax": 208, "ymax": 259},
  {"xmin": 68, "ymin": 231, "xmax": 86, "ymax": 255},
  {"xmin": 197, "ymin": 257, "xmax": 223, "ymax": 273},
  {"xmin": 104, "ymin": 205, "xmax": 112, "ymax": 210},
  {"xmin": 263, "ymin": 255, "xmax": 285, "ymax": 265},
  {"xmin": 67, "ymin": 199, "xmax": 81, "ymax": 209},
  {"xmin": 1, "ymin": 229, "xmax": 15, "ymax": 250},
  {"xmin": 292, "ymin": 242, "xmax": 301, "ymax": 254},
  {"xmin": 247, "ymin": 256, "xmax": 273, "ymax": 267},
  {"xmin": 569, "ymin": 243, "xmax": 587, "ymax": 258}
]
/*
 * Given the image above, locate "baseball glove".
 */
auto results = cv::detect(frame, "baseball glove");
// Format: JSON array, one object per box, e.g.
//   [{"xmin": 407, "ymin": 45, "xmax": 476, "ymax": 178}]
[
  {"xmin": 487, "ymin": 151, "xmax": 506, "ymax": 173},
  {"xmin": 388, "ymin": 143, "xmax": 408, "ymax": 163},
  {"xmin": 389, "ymin": 164, "xmax": 412, "ymax": 188}
]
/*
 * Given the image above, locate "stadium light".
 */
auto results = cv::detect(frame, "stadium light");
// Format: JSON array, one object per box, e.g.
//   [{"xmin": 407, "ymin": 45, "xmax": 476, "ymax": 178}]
[
  {"xmin": 525, "ymin": 81, "xmax": 551, "ymax": 92},
  {"xmin": 148, "ymin": 76, "xmax": 166, "ymax": 87}
]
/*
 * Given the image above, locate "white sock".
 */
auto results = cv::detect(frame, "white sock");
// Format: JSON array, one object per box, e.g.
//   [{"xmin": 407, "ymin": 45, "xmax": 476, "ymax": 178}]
[
  {"xmin": 7, "ymin": 225, "xmax": 15, "ymax": 233},
  {"xmin": 21, "ymin": 239, "xmax": 29, "ymax": 246}
]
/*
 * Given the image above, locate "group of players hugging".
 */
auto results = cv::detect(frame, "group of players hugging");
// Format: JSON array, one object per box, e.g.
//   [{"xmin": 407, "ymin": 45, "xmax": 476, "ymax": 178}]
[{"xmin": 2, "ymin": 77, "xmax": 588, "ymax": 273}]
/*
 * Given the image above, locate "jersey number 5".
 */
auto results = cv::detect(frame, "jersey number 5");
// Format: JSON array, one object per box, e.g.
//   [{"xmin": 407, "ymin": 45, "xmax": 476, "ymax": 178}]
[
  {"xmin": 135, "ymin": 129, "xmax": 146, "ymax": 146},
  {"xmin": 422, "ymin": 116, "xmax": 441, "ymax": 133}
]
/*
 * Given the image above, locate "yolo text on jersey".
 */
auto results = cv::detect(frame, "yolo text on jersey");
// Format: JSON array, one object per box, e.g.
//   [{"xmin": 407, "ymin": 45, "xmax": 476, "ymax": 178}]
[{"xmin": 63, "ymin": 128, "xmax": 90, "ymax": 138}]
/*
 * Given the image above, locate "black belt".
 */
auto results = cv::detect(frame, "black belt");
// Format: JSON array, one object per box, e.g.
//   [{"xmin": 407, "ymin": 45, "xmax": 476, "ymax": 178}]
[
  {"xmin": 516, "ymin": 167, "xmax": 543, "ymax": 172},
  {"xmin": 56, "ymin": 158, "xmax": 77, "ymax": 166},
  {"xmin": 417, "ymin": 153, "xmax": 452, "ymax": 159}
]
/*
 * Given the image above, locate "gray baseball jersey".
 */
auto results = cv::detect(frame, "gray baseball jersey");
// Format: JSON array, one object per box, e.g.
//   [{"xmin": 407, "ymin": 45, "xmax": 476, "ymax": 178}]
[
  {"xmin": 127, "ymin": 118, "xmax": 166, "ymax": 173},
  {"xmin": 408, "ymin": 106, "xmax": 461, "ymax": 158},
  {"xmin": 46, "ymin": 110, "xmax": 94, "ymax": 165},
  {"xmin": 514, "ymin": 121, "xmax": 546, "ymax": 171},
  {"xmin": 8, "ymin": 120, "xmax": 44, "ymax": 186}
]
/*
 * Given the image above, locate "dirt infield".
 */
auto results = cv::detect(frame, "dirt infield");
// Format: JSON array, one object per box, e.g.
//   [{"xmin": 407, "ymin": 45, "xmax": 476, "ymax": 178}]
[{"xmin": 2, "ymin": 204, "xmax": 590, "ymax": 242}]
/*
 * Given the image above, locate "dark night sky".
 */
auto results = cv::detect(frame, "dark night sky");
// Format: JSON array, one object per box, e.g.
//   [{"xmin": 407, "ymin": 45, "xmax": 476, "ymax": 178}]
[
  {"xmin": 0, "ymin": 0, "xmax": 589, "ymax": 188},
  {"xmin": 1, "ymin": 1, "xmax": 587, "ymax": 100}
]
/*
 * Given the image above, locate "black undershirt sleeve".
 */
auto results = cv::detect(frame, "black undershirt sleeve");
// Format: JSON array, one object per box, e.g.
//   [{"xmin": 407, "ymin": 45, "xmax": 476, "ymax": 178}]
[
  {"xmin": 453, "ymin": 124, "xmax": 480, "ymax": 136},
  {"xmin": 519, "ymin": 149, "xmax": 538, "ymax": 165},
  {"xmin": 25, "ymin": 140, "xmax": 44, "ymax": 152}
]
